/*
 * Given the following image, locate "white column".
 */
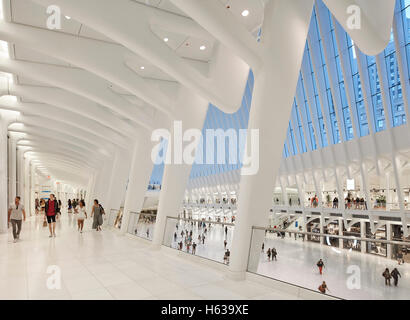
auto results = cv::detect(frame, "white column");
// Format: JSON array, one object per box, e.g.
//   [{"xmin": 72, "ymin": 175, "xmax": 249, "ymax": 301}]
[
  {"xmin": 386, "ymin": 222, "xmax": 392, "ymax": 259},
  {"xmin": 0, "ymin": 118, "xmax": 8, "ymax": 233},
  {"xmin": 152, "ymin": 87, "xmax": 208, "ymax": 248},
  {"xmin": 120, "ymin": 133, "xmax": 154, "ymax": 234},
  {"xmin": 30, "ymin": 163, "xmax": 36, "ymax": 215},
  {"xmin": 23, "ymin": 156, "xmax": 30, "ymax": 215},
  {"xmin": 16, "ymin": 147, "xmax": 24, "ymax": 198},
  {"xmin": 360, "ymin": 220, "xmax": 367, "ymax": 254},
  {"xmin": 228, "ymin": 0, "xmax": 314, "ymax": 279},
  {"xmin": 8, "ymin": 136, "xmax": 16, "ymax": 204},
  {"xmin": 338, "ymin": 218, "xmax": 343, "ymax": 249},
  {"xmin": 106, "ymin": 149, "xmax": 132, "ymax": 212}
]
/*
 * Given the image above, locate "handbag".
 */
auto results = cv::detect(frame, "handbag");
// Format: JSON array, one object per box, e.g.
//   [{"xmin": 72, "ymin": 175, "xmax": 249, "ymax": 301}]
[{"xmin": 43, "ymin": 220, "xmax": 48, "ymax": 227}]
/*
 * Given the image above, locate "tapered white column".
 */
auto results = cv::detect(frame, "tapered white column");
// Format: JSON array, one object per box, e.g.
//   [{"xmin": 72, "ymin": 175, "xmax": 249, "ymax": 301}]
[
  {"xmin": 24, "ymin": 156, "xmax": 30, "ymax": 215},
  {"xmin": 152, "ymin": 87, "xmax": 208, "ymax": 247},
  {"xmin": 8, "ymin": 136, "xmax": 16, "ymax": 204},
  {"xmin": 360, "ymin": 220, "xmax": 367, "ymax": 253},
  {"xmin": 229, "ymin": 0, "xmax": 314, "ymax": 279},
  {"xmin": 106, "ymin": 149, "xmax": 132, "ymax": 212},
  {"xmin": 120, "ymin": 133, "xmax": 154, "ymax": 234},
  {"xmin": 386, "ymin": 222, "xmax": 392, "ymax": 259},
  {"xmin": 16, "ymin": 147, "xmax": 24, "ymax": 198},
  {"xmin": 0, "ymin": 118, "xmax": 8, "ymax": 233}
]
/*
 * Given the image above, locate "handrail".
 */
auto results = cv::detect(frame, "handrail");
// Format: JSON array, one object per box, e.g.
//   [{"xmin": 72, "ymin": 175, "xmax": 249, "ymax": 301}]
[
  {"xmin": 254, "ymin": 226, "xmax": 410, "ymax": 246},
  {"xmin": 167, "ymin": 216, "xmax": 235, "ymax": 227}
]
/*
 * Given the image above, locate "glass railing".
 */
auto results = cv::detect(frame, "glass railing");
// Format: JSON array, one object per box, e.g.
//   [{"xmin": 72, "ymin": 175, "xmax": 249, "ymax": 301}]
[
  {"xmin": 248, "ymin": 226, "xmax": 410, "ymax": 300},
  {"xmin": 163, "ymin": 216, "xmax": 234, "ymax": 264},
  {"xmin": 127, "ymin": 212, "xmax": 156, "ymax": 241},
  {"xmin": 273, "ymin": 202, "xmax": 407, "ymax": 212},
  {"xmin": 105, "ymin": 209, "xmax": 119, "ymax": 227}
]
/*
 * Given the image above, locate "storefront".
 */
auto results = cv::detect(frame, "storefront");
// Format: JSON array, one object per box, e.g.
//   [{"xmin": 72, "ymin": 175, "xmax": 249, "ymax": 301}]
[
  {"xmin": 306, "ymin": 218, "xmax": 321, "ymax": 243},
  {"xmin": 323, "ymin": 222, "xmax": 339, "ymax": 247},
  {"xmin": 343, "ymin": 223, "xmax": 361, "ymax": 252}
]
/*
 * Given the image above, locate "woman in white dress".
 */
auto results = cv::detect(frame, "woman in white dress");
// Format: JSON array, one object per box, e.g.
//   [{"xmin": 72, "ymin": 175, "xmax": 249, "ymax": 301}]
[{"xmin": 74, "ymin": 199, "xmax": 87, "ymax": 233}]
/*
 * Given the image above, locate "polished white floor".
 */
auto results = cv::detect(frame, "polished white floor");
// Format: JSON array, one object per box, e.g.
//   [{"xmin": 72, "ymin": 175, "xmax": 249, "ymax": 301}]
[
  {"xmin": 258, "ymin": 233, "xmax": 410, "ymax": 300},
  {"xmin": 0, "ymin": 213, "xmax": 294, "ymax": 300}
]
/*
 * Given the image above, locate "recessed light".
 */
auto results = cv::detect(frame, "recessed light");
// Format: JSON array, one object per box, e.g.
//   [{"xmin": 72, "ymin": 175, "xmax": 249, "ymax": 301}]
[
  {"xmin": 163, "ymin": 37, "xmax": 169, "ymax": 42},
  {"xmin": 140, "ymin": 66, "xmax": 145, "ymax": 70},
  {"xmin": 200, "ymin": 45, "xmax": 206, "ymax": 51},
  {"xmin": 65, "ymin": 15, "xmax": 71, "ymax": 19},
  {"xmin": 241, "ymin": 10, "xmax": 249, "ymax": 17}
]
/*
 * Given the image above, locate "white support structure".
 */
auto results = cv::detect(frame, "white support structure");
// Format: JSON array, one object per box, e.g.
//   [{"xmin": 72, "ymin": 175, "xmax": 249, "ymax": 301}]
[
  {"xmin": 0, "ymin": 116, "xmax": 8, "ymax": 233},
  {"xmin": 229, "ymin": 0, "xmax": 315, "ymax": 279}
]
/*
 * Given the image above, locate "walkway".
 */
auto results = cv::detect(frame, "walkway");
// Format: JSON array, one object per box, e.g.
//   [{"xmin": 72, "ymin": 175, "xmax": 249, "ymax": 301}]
[{"xmin": 0, "ymin": 213, "xmax": 297, "ymax": 300}]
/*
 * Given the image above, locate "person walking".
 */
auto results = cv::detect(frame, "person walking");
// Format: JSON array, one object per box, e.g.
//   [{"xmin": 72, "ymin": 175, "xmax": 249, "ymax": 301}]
[
  {"xmin": 67, "ymin": 199, "xmax": 72, "ymax": 213},
  {"xmin": 8, "ymin": 196, "xmax": 26, "ymax": 243},
  {"xmin": 75, "ymin": 199, "xmax": 87, "ymax": 233},
  {"xmin": 317, "ymin": 259, "xmax": 325, "ymax": 275},
  {"xmin": 45, "ymin": 194, "xmax": 59, "ymax": 238},
  {"xmin": 267, "ymin": 248, "xmax": 271, "ymax": 261},
  {"xmin": 225, "ymin": 226, "xmax": 228, "ymax": 236},
  {"xmin": 382, "ymin": 268, "xmax": 392, "ymax": 286},
  {"xmin": 225, "ymin": 249, "xmax": 230, "ymax": 264},
  {"xmin": 391, "ymin": 268, "xmax": 401, "ymax": 287},
  {"xmin": 91, "ymin": 199, "xmax": 104, "ymax": 231},
  {"xmin": 224, "ymin": 239, "xmax": 228, "ymax": 249},
  {"xmin": 271, "ymin": 248, "xmax": 277, "ymax": 261},
  {"xmin": 261, "ymin": 242, "xmax": 265, "ymax": 252},
  {"xmin": 318, "ymin": 281, "xmax": 329, "ymax": 294},
  {"xmin": 192, "ymin": 242, "xmax": 197, "ymax": 255}
]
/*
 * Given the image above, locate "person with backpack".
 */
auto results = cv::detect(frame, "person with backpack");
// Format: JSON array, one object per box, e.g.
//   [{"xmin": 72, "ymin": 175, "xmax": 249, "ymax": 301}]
[
  {"xmin": 382, "ymin": 268, "xmax": 392, "ymax": 286},
  {"xmin": 318, "ymin": 281, "xmax": 329, "ymax": 294},
  {"xmin": 91, "ymin": 199, "xmax": 104, "ymax": 231},
  {"xmin": 317, "ymin": 259, "xmax": 325, "ymax": 275},
  {"xmin": 390, "ymin": 268, "xmax": 401, "ymax": 287}
]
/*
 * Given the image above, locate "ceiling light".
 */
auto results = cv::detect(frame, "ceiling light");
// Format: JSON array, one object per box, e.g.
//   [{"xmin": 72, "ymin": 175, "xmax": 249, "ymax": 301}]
[
  {"xmin": 163, "ymin": 37, "xmax": 169, "ymax": 42},
  {"xmin": 140, "ymin": 66, "xmax": 145, "ymax": 70},
  {"xmin": 65, "ymin": 16, "xmax": 71, "ymax": 20},
  {"xmin": 199, "ymin": 45, "xmax": 206, "ymax": 51},
  {"xmin": 241, "ymin": 10, "xmax": 249, "ymax": 17}
]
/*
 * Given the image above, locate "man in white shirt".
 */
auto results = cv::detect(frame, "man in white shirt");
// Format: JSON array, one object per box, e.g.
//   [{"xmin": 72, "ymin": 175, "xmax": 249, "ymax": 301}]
[{"xmin": 8, "ymin": 196, "xmax": 26, "ymax": 243}]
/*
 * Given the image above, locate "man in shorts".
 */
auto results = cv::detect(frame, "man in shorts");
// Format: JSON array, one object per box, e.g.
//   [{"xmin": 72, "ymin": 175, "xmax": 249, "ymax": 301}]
[
  {"xmin": 8, "ymin": 196, "xmax": 26, "ymax": 243},
  {"xmin": 45, "ymin": 194, "xmax": 59, "ymax": 238}
]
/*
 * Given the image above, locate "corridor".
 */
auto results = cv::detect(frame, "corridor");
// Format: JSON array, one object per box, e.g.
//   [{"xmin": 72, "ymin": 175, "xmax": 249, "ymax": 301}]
[{"xmin": 0, "ymin": 213, "xmax": 299, "ymax": 300}]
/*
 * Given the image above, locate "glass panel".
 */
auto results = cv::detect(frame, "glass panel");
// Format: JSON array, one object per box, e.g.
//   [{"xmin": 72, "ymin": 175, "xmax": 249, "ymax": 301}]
[
  {"xmin": 247, "ymin": 226, "xmax": 410, "ymax": 300},
  {"xmin": 163, "ymin": 217, "xmax": 234, "ymax": 265},
  {"xmin": 127, "ymin": 212, "xmax": 156, "ymax": 241}
]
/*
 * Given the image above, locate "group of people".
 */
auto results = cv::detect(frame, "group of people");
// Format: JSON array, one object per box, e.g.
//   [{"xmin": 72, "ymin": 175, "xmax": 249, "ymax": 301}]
[
  {"xmin": 172, "ymin": 218, "xmax": 232, "ymax": 265},
  {"xmin": 382, "ymin": 267, "xmax": 402, "ymax": 286},
  {"xmin": 262, "ymin": 243, "xmax": 277, "ymax": 261},
  {"xmin": 8, "ymin": 195, "xmax": 106, "ymax": 241},
  {"xmin": 345, "ymin": 196, "xmax": 367, "ymax": 210}
]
